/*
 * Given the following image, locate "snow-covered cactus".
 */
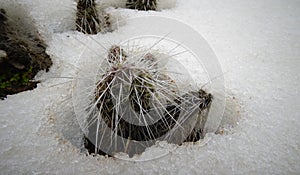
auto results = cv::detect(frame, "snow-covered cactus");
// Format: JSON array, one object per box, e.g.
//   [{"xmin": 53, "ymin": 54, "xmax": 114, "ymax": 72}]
[
  {"xmin": 83, "ymin": 45, "xmax": 213, "ymax": 156},
  {"xmin": 126, "ymin": 0, "xmax": 157, "ymax": 11}
]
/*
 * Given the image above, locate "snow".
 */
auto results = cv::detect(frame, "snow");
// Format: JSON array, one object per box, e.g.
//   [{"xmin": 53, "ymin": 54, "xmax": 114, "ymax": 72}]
[{"xmin": 1, "ymin": 0, "xmax": 300, "ymax": 174}]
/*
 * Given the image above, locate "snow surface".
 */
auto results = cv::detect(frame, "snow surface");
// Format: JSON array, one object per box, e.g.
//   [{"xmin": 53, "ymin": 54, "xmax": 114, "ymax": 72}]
[{"xmin": 1, "ymin": 0, "xmax": 300, "ymax": 174}]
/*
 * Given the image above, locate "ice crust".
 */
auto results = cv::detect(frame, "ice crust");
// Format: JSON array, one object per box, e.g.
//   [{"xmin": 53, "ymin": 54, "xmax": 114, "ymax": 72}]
[{"xmin": 0, "ymin": 0, "xmax": 300, "ymax": 174}]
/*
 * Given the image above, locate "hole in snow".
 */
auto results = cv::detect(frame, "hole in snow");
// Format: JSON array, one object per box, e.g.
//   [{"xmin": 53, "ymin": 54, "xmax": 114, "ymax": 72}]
[{"xmin": 70, "ymin": 42, "xmax": 240, "ymax": 158}]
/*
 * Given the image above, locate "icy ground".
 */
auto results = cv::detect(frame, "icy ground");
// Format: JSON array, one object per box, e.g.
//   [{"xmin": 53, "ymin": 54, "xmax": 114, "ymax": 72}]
[{"xmin": 1, "ymin": 0, "xmax": 300, "ymax": 174}]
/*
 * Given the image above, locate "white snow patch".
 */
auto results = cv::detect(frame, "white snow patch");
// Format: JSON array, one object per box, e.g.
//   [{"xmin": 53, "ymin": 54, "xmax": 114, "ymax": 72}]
[{"xmin": 0, "ymin": 0, "xmax": 299, "ymax": 174}]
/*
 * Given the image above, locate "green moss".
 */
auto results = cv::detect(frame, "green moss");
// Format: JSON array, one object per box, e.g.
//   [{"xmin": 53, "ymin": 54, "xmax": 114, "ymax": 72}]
[{"xmin": 0, "ymin": 66, "xmax": 35, "ymax": 98}]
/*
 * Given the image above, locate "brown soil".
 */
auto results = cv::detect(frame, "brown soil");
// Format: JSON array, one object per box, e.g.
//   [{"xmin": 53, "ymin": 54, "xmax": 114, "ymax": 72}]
[{"xmin": 0, "ymin": 8, "xmax": 52, "ymax": 99}]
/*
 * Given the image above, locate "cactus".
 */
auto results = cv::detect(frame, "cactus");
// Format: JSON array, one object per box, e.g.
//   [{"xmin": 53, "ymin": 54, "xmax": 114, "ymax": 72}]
[
  {"xmin": 126, "ymin": 0, "xmax": 157, "ymax": 11},
  {"xmin": 83, "ymin": 45, "xmax": 213, "ymax": 156},
  {"xmin": 76, "ymin": 0, "xmax": 111, "ymax": 34},
  {"xmin": 184, "ymin": 90, "xmax": 213, "ymax": 142}
]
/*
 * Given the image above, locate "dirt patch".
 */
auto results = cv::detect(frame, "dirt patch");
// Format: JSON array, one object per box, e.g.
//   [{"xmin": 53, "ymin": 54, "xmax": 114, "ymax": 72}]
[{"xmin": 0, "ymin": 8, "xmax": 52, "ymax": 99}]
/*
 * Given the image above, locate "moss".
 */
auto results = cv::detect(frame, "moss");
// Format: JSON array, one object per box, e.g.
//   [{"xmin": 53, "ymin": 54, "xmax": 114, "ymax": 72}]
[
  {"xmin": 6, "ymin": 66, "xmax": 33, "ymax": 86},
  {"xmin": 0, "ymin": 65, "xmax": 37, "ymax": 99}
]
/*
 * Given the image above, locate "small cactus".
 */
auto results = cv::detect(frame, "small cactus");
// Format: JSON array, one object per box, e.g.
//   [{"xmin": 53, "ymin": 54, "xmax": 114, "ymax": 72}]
[
  {"xmin": 76, "ymin": 0, "xmax": 111, "ymax": 34},
  {"xmin": 126, "ymin": 0, "xmax": 157, "ymax": 11}
]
